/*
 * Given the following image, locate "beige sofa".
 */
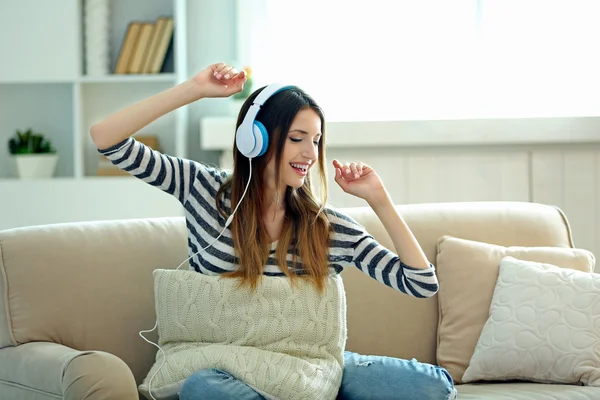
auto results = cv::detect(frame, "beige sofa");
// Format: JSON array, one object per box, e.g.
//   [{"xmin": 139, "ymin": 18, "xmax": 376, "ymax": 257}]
[{"xmin": 0, "ymin": 201, "xmax": 598, "ymax": 399}]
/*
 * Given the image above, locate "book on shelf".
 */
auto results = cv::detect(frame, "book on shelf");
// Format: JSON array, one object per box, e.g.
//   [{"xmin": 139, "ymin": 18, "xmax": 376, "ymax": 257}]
[
  {"xmin": 96, "ymin": 135, "xmax": 161, "ymax": 176},
  {"xmin": 114, "ymin": 17, "xmax": 174, "ymax": 75}
]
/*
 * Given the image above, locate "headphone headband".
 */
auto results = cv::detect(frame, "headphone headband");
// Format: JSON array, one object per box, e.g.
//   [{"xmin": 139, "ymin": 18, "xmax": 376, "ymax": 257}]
[
  {"xmin": 235, "ymin": 83, "xmax": 294, "ymax": 159},
  {"xmin": 253, "ymin": 83, "xmax": 293, "ymax": 106}
]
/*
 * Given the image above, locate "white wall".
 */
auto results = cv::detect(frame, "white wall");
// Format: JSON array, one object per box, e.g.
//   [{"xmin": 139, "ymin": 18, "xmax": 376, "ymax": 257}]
[{"xmin": 185, "ymin": 0, "xmax": 238, "ymax": 167}]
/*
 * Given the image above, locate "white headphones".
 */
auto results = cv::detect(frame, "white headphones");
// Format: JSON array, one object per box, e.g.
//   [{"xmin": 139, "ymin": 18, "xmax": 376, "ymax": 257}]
[
  {"xmin": 235, "ymin": 83, "xmax": 294, "ymax": 158},
  {"xmin": 139, "ymin": 83, "xmax": 293, "ymax": 399}
]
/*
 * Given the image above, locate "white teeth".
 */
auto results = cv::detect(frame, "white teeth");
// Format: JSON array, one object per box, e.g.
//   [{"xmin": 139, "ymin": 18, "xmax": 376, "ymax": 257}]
[{"xmin": 291, "ymin": 163, "xmax": 307, "ymax": 171}]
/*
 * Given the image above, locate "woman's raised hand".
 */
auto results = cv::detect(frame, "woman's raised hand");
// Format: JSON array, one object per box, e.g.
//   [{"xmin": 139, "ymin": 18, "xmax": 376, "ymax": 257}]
[
  {"xmin": 332, "ymin": 159, "xmax": 386, "ymax": 204},
  {"xmin": 192, "ymin": 62, "xmax": 247, "ymax": 98}
]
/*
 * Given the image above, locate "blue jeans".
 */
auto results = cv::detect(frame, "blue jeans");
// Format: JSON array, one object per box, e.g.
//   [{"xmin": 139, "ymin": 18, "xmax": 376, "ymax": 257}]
[{"xmin": 179, "ymin": 351, "xmax": 457, "ymax": 400}]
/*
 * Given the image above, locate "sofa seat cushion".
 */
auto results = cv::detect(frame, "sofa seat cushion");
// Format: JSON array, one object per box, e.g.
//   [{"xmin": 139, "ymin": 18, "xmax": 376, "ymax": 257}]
[{"xmin": 457, "ymin": 382, "xmax": 600, "ymax": 399}]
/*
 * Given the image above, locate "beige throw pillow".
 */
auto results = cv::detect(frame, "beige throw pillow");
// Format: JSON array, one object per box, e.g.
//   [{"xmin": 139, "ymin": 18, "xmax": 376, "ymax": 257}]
[
  {"xmin": 435, "ymin": 236, "xmax": 595, "ymax": 383},
  {"xmin": 463, "ymin": 256, "xmax": 600, "ymax": 385}
]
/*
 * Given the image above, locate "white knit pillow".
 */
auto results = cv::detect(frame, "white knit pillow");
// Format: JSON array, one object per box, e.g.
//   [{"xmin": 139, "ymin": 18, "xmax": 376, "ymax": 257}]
[
  {"xmin": 138, "ymin": 269, "xmax": 347, "ymax": 400},
  {"xmin": 463, "ymin": 256, "xmax": 600, "ymax": 386}
]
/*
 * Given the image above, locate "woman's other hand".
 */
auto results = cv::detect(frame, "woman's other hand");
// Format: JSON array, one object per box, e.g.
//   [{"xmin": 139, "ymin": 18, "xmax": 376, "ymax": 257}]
[{"xmin": 332, "ymin": 159, "xmax": 387, "ymax": 204}]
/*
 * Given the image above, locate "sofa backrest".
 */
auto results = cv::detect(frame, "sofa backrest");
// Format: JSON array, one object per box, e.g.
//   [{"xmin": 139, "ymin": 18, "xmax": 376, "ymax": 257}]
[{"xmin": 0, "ymin": 201, "xmax": 574, "ymax": 385}]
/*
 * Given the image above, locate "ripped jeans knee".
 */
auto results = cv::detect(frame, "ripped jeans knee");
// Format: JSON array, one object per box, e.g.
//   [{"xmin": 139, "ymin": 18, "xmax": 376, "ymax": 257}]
[{"xmin": 339, "ymin": 351, "xmax": 457, "ymax": 400}]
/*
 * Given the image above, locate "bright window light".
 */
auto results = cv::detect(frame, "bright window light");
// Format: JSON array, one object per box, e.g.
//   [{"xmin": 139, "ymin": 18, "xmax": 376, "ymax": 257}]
[{"xmin": 238, "ymin": 0, "xmax": 600, "ymax": 121}]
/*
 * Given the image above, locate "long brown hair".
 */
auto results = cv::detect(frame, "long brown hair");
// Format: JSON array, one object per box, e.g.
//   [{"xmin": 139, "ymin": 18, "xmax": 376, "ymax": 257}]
[{"xmin": 216, "ymin": 86, "xmax": 332, "ymax": 292}]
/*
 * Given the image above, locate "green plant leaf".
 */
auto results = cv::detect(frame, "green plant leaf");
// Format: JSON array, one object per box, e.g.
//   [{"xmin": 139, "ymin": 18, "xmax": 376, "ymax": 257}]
[{"xmin": 8, "ymin": 128, "xmax": 55, "ymax": 154}]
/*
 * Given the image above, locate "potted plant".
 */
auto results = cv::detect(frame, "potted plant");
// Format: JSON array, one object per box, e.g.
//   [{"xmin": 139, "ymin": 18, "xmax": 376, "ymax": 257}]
[{"xmin": 8, "ymin": 128, "xmax": 58, "ymax": 179}]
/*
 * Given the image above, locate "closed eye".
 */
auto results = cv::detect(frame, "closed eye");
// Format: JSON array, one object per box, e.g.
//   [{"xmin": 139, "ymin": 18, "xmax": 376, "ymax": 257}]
[
  {"xmin": 288, "ymin": 129, "xmax": 322, "ymax": 145},
  {"xmin": 290, "ymin": 137, "xmax": 320, "ymax": 146}
]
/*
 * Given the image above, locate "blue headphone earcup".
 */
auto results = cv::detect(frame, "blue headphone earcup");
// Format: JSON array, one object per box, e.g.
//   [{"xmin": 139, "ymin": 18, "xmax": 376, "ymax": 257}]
[{"xmin": 253, "ymin": 121, "xmax": 269, "ymax": 157}]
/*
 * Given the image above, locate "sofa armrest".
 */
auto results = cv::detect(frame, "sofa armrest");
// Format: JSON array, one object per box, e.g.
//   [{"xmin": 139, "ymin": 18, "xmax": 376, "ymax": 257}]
[{"xmin": 0, "ymin": 342, "xmax": 138, "ymax": 400}]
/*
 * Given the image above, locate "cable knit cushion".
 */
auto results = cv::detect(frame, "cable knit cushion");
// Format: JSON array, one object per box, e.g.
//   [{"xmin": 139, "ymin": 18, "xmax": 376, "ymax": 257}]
[
  {"xmin": 138, "ymin": 269, "xmax": 347, "ymax": 400},
  {"xmin": 462, "ymin": 256, "xmax": 600, "ymax": 386}
]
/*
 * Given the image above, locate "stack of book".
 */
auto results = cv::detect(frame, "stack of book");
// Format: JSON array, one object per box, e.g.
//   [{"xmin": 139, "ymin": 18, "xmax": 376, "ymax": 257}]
[
  {"xmin": 96, "ymin": 135, "xmax": 161, "ymax": 176},
  {"xmin": 114, "ymin": 17, "xmax": 174, "ymax": 74}
]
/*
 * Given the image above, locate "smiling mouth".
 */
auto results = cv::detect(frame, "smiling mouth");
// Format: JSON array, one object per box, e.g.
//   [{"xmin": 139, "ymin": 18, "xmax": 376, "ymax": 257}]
[{"xmin": 290, "ymin": 163, "xmax": 308, "ymax": 176}]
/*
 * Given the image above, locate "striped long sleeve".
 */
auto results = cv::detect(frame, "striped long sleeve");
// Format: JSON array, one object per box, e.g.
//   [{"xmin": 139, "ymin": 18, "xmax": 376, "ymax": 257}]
[
  {"xmin": 97, "ymin": 137, "xmax": 239, "ymax": 273},
  {"xmin": 97, "ymin": 137, "xmax": 227, "ymax": 205},
  {"xmin": 326, "ymin": 208, "xmax": 439, "ymax": 298}
]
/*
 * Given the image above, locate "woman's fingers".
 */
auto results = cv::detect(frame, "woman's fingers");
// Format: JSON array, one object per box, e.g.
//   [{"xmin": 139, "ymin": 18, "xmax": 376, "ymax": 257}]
[
  {"xmin": 349, "ymin": 163, "xmax": 360, "ymax": 179},
  {"xmin": 231, "ymin": 70, "xmax": 247, "ymax": 87},
  {"xmin": 333, "ymin": 160, "xmax": 361, "ymax": 180},
  {"xmin": 207, "ymin": 63, "xmax": 247, "ymax": 95},
  {"xmin": 211, "ymin": 63, "xmax": 235, "ymax": 80},
  {"xmin": 210, "ymin": 62, "xmax": 225, "ymax": 75},
  {"xmin": 343, "ymin": 163, "xmax": 352, "ymax": 176},
  {"xmin": 343, "ymin": 162, "xmax": 360, "ymax": 180},
  {"xmin": 222, "ymin": 65, "xmax": 234, "ymax": 79},
  {"xmin": 215, "ymin": 66, "xmax": 232, "ymax": 80}
]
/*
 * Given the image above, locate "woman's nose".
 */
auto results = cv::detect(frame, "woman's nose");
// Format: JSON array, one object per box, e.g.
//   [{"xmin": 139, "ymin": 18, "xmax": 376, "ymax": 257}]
[{"xmin": 303, "ymin": 142, "xmax": 317, "ymax": 160}]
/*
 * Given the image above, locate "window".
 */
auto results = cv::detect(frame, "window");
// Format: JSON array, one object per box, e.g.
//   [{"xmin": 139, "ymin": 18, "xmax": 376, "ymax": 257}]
[{"xmin": 236, "ymin": 0, "xmax": 600, "ymax": 122}]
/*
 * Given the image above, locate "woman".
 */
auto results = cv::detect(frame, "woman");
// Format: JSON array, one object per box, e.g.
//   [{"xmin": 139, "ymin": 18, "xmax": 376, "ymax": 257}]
[{"xmin": 91, "ymin": 62, "xmax": 456, "ymax": 400}]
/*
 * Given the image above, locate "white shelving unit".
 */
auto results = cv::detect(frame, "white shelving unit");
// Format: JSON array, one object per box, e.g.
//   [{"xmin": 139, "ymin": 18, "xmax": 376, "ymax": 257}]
[{"xmin": 0, "ymin": 0, "xmax": 188, "ymax": 180}]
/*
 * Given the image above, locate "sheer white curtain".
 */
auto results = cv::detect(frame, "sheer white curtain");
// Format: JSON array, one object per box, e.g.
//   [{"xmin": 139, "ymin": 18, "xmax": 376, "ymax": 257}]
[{"xmin": 237, "ymin": 0, "xmax": 600, "ymax": 122}]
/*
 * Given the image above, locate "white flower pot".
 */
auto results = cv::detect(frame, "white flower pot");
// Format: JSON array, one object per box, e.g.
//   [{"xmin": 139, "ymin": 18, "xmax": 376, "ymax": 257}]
[{"xmin": 12, "ymin": 154, "xmax": 59, "ymax": 179}]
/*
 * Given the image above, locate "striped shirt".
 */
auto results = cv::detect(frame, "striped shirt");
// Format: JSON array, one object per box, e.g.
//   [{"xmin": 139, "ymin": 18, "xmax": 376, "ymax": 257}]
[{"xmin": 98, "ymin": 137, "xmax": 439, "ymax": 298}]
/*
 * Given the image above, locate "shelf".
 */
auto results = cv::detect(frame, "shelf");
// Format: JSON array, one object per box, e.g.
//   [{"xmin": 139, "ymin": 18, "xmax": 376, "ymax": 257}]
[
  {"xmin": 0, "ymin": 74, "xmax": 178, "ymax": 85},
  {"xmin": 1, "ymin": 0, "xmax": 188, "ymax": 182},
  {"xmin": 0, "ymin": 78, "xmax": 76, "ymax": 85},
  {"xmin": 78, "ymin": 73, "xmax": 177, "ymax": 84}
]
